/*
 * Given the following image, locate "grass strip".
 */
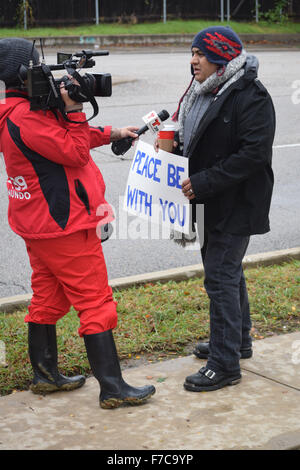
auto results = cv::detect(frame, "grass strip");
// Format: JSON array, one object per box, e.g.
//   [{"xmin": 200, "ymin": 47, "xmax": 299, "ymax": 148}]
[
  {"xmin": 0, "ymin": 260, "xmax": 299, "ymax": 396},
  {"xmin": 1, "ymin": 20, "xmax": 300, "ymax": 38}
]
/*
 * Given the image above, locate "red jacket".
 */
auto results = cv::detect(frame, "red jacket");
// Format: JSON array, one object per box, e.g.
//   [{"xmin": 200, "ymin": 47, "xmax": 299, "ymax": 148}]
[{"xmin": 0, "ymin": 91, "xmax": 114, "ymax": 239}]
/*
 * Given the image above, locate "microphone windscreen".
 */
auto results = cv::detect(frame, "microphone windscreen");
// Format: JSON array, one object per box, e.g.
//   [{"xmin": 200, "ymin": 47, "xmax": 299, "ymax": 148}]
[{"xmin": 158, "ymin": 110, "xmax": 170, "ymax": 121}]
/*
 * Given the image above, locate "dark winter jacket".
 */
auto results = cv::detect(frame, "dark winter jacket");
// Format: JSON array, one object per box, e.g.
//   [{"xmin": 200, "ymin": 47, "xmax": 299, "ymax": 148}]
[
  {"xmin": 188, "ymin": 57, "xmax": 276, "ymax": 235},
  {"xmin": 0, "ymin": 90, "xmax": 113, "ymax": 239}
]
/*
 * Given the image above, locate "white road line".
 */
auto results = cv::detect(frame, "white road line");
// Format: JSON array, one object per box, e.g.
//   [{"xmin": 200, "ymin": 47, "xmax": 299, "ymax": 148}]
[{"xmin": 273, "ymin": 143, "xmax": 300, "ymax": 149}]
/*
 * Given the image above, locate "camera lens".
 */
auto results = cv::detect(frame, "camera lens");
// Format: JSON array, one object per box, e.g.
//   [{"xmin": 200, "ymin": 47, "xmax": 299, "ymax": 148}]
[
  {"xmin": 58, "ymin": 72, "xmax": 112, "ymax": 103},
  {"xmin": 91, "ymin": 73, "xmax": 112, "ymax": 97}
]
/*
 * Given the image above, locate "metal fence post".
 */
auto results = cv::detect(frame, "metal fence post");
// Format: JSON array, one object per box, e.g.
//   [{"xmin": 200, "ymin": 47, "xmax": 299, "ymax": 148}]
[
  {"xmin": 227, "ymin": 0, "xmax": 230, "ymax": 21},
  {"xmin": 255, "ymin": 0, "xmax": 259, "ymax": 23},
  {"xmin": 95, "ymin": 0, "xmax": 99, "ymax": 25},
  {"xmin": 23, "ymin": 0, "xmax": 27, "ymax": 30},
  {"xmin": 220, "ymin": 0, "xmax": 224, "ymax": 22},
  {"xmin": 163, "ymin": 0, "xmax": 167, "ymax": 23}
]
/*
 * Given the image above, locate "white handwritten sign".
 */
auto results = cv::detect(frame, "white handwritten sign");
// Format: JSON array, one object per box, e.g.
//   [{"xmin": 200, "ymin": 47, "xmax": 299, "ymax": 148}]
[{"xmin": 123, "ymin": 140, "xmax": 190, "ymax": 234}]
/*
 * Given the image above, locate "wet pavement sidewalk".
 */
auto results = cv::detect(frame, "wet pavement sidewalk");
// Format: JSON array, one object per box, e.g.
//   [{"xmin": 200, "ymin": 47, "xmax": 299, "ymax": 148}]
[{"xmin": 0, "ymin": 331, "xmax": 299, "ymax": 451}]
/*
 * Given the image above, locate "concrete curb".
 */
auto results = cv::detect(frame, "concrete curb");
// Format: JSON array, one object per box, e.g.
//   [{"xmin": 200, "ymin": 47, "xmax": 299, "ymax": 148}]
[
  {"xmin": 1, "ymin": 246, "xmax": 299, "ymax": 313},
  {"xmin": 22, "ymin": 33, "xmax": 300, "ymax": 49}
]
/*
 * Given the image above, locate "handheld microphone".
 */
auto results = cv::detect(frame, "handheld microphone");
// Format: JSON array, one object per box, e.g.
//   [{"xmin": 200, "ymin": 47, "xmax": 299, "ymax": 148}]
[{"xmin": 111, "ymin": 109, "xmax": 170, "ymax": 156}]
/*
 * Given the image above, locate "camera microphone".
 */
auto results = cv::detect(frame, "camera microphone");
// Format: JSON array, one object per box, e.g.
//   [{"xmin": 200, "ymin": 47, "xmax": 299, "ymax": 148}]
[
  {"xmin": 111, "ymin": 109, "xmax": 170, "ymax": 156},
  {"xmin": 74, "ymin": 50, "xmax": 109, "ymax": 58}
]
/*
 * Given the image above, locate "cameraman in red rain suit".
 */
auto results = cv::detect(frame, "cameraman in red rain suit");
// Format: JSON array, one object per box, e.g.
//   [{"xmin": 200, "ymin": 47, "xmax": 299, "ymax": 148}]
[{"xmin": 0, "ymin": 38, "xmax": 155, "ymax": 409}]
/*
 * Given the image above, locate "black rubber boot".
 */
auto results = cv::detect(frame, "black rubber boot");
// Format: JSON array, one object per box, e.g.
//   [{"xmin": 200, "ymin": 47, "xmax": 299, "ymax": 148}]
[
  {"xmin": 28, "ymin": 322, "xmax": 86, "ymax": 394},
  {"xmin": 84, "ymin": 330, "xmax": 156, "ymax": 409}
]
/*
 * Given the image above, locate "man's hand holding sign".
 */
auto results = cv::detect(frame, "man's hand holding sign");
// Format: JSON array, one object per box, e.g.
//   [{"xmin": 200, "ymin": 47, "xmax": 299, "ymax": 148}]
[{"xmin": 181, "ymin": 178, "xmax": 196, "ymax": 201}]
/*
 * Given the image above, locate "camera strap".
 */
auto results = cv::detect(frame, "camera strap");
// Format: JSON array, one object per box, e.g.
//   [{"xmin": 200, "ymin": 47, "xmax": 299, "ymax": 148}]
[{"xmin": 62, "ymin": 69, "xmax": 99, "ymax": 124}]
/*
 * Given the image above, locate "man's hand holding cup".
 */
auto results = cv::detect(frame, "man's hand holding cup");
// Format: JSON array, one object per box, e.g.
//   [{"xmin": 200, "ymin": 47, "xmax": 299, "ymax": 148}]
[{"xmin": 155, "ymin": 124, "xmax": 177, "ymax": 153}]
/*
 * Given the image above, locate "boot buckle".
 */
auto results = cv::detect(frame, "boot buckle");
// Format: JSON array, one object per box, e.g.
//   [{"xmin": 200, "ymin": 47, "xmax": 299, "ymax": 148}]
[{"xmin": 204, "ymin": 369, "xmax": 216, "ymax": 379}]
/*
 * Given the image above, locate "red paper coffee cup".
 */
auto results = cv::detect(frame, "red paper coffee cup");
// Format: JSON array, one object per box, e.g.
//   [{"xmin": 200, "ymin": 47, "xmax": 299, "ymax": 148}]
[
  {"xmin": 158, "ymin": 125, "xmax": 175, "ymax": 152},
  {"xmin": 158, "ymin": 130, "xmax": 175, "ymax": 139}
]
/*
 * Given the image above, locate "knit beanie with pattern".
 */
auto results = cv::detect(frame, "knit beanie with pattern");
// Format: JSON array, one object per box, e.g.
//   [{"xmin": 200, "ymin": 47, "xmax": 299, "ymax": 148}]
[
  {"xmin": 0, "ymin": 38, "xmax": 39, "ymax": 86},
  {"xmin": 192, "ymin": 26, "xmax": 243, "ymax": 66}
]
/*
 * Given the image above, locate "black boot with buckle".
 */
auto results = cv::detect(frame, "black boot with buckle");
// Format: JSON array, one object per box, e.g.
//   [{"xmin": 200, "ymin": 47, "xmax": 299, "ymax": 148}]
[
  {"xmin": 28, "ymin": 322, "xmax": 86, "ymax": 394},
  {"xmin": 184, "ymin": 366, "xmax": 241, "ymax": 392},
  {"xmin": 84, "ymin": 329, "xmax": 156, "ymax": 409}
]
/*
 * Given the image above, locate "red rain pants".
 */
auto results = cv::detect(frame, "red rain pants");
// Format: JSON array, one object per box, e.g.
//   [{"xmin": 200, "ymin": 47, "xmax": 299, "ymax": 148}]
[{"xmin": 24, "ymin": 229, "xmax": 118, "ymax": 336}]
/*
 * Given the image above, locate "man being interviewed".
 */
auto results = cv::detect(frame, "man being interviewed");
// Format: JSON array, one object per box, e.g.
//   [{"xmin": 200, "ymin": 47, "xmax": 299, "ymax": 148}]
[{"xmin": 177, "ymin": 27, "xmax": 275, "ymax": 392}]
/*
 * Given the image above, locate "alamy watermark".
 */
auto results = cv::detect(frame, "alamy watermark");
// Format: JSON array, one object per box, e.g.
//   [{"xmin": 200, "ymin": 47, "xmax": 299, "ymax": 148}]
[
  {"xmin": 95, "ymin": 198, "xmax": 204, "ymax": 250},
  {"xmin": 0, "ymin": 340, "xmax": 6, "ymax": 367},
  {"xmin": 291, "ymin": 340, "xmax": 300, "ymax": 365},
  {"xmin": 0, "ymin": 80, "xmax": 6, "ymax": 104},
  {"xmin": 291, "ymin": 80, "xmax": 300, "ymax": 105}
]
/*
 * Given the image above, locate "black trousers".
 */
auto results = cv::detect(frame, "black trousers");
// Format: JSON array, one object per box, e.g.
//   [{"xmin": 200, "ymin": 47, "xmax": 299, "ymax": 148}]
[{"xmin": 201, "ymin": 230, "xmax": 252, "ymax": 374}]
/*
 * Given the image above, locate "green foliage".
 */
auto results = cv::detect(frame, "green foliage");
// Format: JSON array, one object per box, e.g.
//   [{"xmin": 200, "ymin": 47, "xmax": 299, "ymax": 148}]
[
  {"xmin": 14, "ymin": 0, "xmax": 34, "ymax": 29},
  {"xmin": 259, "ymin": 0, "xmax": 289, "ymax": 24}
]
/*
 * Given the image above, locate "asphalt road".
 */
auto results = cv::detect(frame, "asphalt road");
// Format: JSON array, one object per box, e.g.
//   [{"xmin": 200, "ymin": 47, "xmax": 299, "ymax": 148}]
[{"xmin": 0, "ymin": 48, "xmax": 299, "ymax": 297}]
